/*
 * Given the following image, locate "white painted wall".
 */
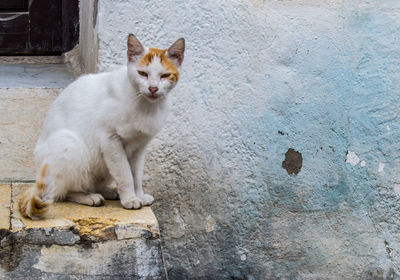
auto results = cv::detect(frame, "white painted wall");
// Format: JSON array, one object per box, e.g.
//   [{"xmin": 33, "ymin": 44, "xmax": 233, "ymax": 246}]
[{"xmin": 79, "ymin": 1, "xmax": 400, "ymax": 278}]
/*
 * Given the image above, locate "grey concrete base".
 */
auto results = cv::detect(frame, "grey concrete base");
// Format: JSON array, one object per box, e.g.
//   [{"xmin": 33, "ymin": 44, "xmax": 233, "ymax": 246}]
[
  {"xmin": 0, "ymin": 231, "xmax": 166, "ymax": 279},
  {"xmin": 0, "ymin": 184, "xmax": 167, "ymax": 280}
]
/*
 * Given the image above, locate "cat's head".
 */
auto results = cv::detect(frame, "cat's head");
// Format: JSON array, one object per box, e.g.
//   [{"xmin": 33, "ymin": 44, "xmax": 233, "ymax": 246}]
[{"xmin": 126, "ymin": 34, "xmax": 185, "ymax": 103}]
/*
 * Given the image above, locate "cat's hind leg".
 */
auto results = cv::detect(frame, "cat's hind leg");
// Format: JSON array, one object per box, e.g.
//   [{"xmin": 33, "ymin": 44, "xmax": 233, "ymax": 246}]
[
  {"xmin": 66, "ymin": 192, "xmax": 105, "ymax": 206},
  {"xmin": 35, "ymin": 129, "xmax": 94, "ymax": 202},
  {"xmin": 94, "ymin": 177, "xmax": 119, "ymax": 200},
  {"xmin": 99, "ymin": 185, "xmax": 119, "ymax": 200}
]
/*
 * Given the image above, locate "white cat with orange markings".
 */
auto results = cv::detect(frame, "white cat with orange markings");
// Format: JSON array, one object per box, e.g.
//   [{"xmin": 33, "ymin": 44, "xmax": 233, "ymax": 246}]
[{"xmin": 19, "ymin": 34, "xmax": 185, "ymax": 219}]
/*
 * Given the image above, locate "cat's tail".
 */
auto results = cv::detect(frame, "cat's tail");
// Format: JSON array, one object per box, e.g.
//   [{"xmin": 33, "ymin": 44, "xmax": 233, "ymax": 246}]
[{"xmin": 19, "ymin": 164, "xmax": 50, "ymax": 220}]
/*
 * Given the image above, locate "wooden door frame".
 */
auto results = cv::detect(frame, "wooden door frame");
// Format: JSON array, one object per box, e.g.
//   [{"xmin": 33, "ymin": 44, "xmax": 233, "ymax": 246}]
[{"xmin": 0, "ymin": 0, "xmax": 79, "ymax": 55}]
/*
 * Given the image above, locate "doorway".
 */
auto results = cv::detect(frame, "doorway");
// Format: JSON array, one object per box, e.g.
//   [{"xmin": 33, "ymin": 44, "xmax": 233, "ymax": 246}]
[{"xmin": 0, "ymin": 0, "xmax": 79, "ymax": 55}]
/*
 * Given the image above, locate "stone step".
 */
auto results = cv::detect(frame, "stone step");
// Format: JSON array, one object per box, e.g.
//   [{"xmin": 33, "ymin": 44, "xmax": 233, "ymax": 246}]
[
  {"xmin": 0, "ymin": 183, "xmax": 167, "ymax": 279},
  {"xmin": 0, "ymin": 61, "xmax": 74, "ymax": 182},
  {"xmin": 0, "ymin": 88, "xmax": 59, "ymax": 181},
  {"xmin": 0, "ymin": 60, "xmax": 167, "ymax": 279}
]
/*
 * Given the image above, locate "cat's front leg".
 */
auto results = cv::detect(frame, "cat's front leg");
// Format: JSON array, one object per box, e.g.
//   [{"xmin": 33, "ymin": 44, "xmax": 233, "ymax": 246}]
[
  {"xmin": 101, "ymin": 133, "xmax": 141, "ymax": 209},
  {"xmin": 130, "ymin": 146, "xmax": 154, "ymax": 206}
]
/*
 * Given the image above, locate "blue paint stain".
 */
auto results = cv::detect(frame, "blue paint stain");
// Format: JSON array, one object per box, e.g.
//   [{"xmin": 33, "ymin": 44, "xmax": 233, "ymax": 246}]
[{"xmin": 221, "ymin": 8, "xmax": 400, "ymax": 218}]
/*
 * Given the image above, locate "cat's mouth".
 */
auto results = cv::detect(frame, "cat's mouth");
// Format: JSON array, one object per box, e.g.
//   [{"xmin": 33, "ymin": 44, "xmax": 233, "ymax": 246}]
[{"xmin": 144, "ymin": 93, "xmax": 161, "ymax": 102}]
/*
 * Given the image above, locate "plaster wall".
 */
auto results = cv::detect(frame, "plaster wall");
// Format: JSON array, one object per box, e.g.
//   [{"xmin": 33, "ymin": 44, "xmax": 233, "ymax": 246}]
[
  {"xmin": 93, "ymin": 0, "xmax": 400, "ymax": 278},
  {"xmin": 79, "ymin": 0, "xmax": 99, "ymax": 73}
]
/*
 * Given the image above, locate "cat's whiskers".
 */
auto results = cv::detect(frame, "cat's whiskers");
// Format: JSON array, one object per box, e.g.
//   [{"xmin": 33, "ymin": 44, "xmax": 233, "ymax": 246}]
[{"xmin": 129, "ymin": 90, "xmax": 145, "ymax": 102}]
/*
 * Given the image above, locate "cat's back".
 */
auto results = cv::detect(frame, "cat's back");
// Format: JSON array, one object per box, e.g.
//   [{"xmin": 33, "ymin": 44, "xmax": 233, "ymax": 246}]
[
  {"xmin": 40, "ymin": 69, "xmax": 124, "ymax": 137},
  {"xmin": 59, "ymin": 66, "xmax": 130, "ymax": 103},
  {"xmin": 50, "ymin": 67, "xmax": 129, "ymax": 114},
  {"xmin": 61, "ymin": 71, "xmax": 111, "ymax": 100}
]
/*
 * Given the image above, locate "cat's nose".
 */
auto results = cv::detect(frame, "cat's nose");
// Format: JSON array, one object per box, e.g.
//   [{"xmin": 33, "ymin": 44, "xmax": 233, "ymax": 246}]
[{"xmin": 148, "ymin": 87, "xmax": 159, "ymax": 94}]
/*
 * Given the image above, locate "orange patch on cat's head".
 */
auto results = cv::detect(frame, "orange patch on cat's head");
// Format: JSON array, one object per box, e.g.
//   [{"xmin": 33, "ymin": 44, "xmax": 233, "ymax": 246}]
[{"xmin": 139, "ymin": 48, "xmax": 179, "ymax": 82}]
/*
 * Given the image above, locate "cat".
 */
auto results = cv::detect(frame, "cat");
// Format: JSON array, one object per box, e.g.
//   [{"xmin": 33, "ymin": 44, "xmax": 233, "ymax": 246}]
[{"xmin": 19, "ymin": 34, "xmax": 185, "ymax": 219}]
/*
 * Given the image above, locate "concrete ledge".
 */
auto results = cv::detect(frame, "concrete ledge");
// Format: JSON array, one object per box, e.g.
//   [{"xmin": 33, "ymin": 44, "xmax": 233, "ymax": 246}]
[
  {"xmin": 0, "ymin": 62, "xmax": 75, "ymax": 182},
  {"xmin": 0, "ymin": 184, "xmax": 166, "ymax": 279},
  {"xmin": 0, "ymin": 88, "xmax": 59, "ymax": 181},
  {"xmin": 0, "ymin": 64, "xmax": 74, "ymax": 88},
  {"xmin": 0, "ymin": 56, "xmax": 64, "ymax": 65}
]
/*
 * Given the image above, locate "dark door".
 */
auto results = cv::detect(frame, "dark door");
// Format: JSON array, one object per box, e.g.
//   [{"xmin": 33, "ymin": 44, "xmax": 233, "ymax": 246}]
[{"xmin": 0, "ymin": 0, "xmax": 79, "ymax": 55}]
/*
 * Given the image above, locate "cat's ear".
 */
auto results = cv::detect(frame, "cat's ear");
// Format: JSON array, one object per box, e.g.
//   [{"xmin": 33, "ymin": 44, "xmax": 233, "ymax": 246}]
[
  {"xmin": 127, "ymin": 34, "xmax": 145, "ymax": 63},
  {"xmin": 167, "ymin": 38, "xmax": 185, "ymax": 66}
]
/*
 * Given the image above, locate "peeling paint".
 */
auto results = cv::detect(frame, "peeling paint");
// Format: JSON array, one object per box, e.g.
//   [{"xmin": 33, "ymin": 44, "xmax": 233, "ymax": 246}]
[
  {"xmin": 72, "ymin": 218, "xmax": 119, "ymax": 241},
  {"xmin": 394, "ymin": 184, "xmax": 400, "ymax": 196},
  {"xmin": 378, "ymin": 163, "xmax": 385, "ymax": 173},
  {"xmin": 206, "ymin": 216, "xmax": 216, "ymax": 233},
  {"xmin": 282, "ymin": 149, "xmax": 303, "ymax": 175},
  {"xmin": 346, "ymin": 151, "xmax": 360, "ymax": 166},
  {"xmin": 174, "ymin": 208, "xmax": 186, "ymax": 231}
]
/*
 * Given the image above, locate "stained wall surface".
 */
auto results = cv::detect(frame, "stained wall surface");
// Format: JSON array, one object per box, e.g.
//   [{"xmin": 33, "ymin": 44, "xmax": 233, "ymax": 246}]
[
  {"xmin": 79, "ymin": 0, "xmax": 99, "ymax": 74},
  {"xmin": 94, "ymin": 1, "xmax": 400, "ymax": 278}
]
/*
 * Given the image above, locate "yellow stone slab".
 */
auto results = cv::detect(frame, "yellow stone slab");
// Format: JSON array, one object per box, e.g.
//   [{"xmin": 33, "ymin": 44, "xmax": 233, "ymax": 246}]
[
  {"xmin": 11, "ymin": 184, "xmax": 159, "ymax": 238},
  {"xmin": 0, "ymin": 184, "xmax": 11, "ymax": 230}
]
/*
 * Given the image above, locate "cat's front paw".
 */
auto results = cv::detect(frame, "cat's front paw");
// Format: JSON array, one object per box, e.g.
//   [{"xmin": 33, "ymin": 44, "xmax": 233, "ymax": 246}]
[
  {"xmin": 140, "ymin": 194, "xmax": 154, "ymax": 206},
  {"xmin": 120, "ymin": 197, "xmax": 142, "ymax": 209},
  {"xmin": 87, "ymin": 193, "xmax": 105, "ymax": 206}
]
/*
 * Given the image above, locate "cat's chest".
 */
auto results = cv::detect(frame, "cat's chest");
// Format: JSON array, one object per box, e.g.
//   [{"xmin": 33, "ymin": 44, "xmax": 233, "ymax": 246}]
[
  {"xmin": 116, "ymin": 115, "xmax": 164, "ymax": 141},
  {"xmin": 113, "ymin": 101, "xmax": 168, "ymax": 144},
  {"xmin": 122, "ymin": 130, "xmax": 151, "ymax": 156}
]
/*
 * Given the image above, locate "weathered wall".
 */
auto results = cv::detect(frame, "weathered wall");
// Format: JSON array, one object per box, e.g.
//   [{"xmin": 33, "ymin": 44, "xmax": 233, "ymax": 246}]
[
  {"xmin": 79, "ymin": 0, "xmax": 99, "ymax": 74},
  {"xmin": 94, "ymin": 0, "xmax": 400, "ymax": 278}
]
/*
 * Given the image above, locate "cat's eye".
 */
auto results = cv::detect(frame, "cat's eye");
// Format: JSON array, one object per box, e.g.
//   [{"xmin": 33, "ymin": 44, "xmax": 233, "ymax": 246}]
[
  {"xmin": 161, "ymin": 73, "xmax": 171, "ymax": 79},
  {"xmin": 138, "ymin": 71, "xmax": 148, "ymax": 77}
]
